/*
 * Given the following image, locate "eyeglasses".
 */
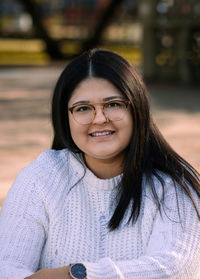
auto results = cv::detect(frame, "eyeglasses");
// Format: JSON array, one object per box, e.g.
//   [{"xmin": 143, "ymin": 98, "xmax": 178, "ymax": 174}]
[{"xmin": 68, "ymin": 100, "xmax": 130, "ymax": 125}]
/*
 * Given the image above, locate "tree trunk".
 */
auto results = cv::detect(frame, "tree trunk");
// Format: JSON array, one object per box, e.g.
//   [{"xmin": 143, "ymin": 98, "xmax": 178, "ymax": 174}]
[
  {"xmin": 18, "ymin": 0, "xmax": 64, "ymax": 59},
  {"xmin": 82, "ymin": 0, "xmax": 125, "ymax": 52}
]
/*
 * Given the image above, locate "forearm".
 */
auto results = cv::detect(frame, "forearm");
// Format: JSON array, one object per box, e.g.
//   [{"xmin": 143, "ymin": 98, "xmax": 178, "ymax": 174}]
[{"xmin": 24, "ymin": 266, "xmax": 70, "ymax": 279}]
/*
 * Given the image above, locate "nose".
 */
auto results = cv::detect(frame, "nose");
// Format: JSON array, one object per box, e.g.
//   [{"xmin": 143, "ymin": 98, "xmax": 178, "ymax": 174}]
[{"xmin": 92, "ymin": 106, "xmax": 108, "ymax": 124}]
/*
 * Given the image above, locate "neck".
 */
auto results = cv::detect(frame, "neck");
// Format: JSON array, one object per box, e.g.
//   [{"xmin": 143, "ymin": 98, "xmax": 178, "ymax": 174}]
[{"xmin": 84, "ymin": 153, "xmax": 124, "ymax": 179}]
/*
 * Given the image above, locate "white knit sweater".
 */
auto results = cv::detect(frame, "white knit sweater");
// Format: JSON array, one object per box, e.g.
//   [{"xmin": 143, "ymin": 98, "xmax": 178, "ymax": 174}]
[{"xmin": 0, "ymin": 149, "xmax": 200, "ymax": 279}]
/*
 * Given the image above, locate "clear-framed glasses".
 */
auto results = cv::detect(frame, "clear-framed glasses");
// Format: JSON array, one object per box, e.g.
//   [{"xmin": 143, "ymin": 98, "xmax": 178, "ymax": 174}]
[{"xmin": 68, "ymin": 99, "xmax": 130, "ymax": 125}]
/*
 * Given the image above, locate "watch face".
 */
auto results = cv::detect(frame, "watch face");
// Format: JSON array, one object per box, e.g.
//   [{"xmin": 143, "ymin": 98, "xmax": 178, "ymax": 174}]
[{"xmin": 71, "ymin": 263, "xmax": 86, "ymax": 279}]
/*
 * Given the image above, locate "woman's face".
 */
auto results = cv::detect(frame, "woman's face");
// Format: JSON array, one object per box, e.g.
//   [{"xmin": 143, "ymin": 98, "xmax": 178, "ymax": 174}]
[{"xmin": 68, "ymin": 77, "xmax": 133, "ymax": 163}]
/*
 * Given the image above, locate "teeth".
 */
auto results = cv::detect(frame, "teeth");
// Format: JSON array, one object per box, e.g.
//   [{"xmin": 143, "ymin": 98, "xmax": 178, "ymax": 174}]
[{"xmin": 91, "ymin": 131, "xmax": 113, "ymax": 137}]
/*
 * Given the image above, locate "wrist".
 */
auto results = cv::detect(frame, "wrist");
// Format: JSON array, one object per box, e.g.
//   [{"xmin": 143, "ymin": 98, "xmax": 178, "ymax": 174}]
[{"xmin": 54, "ymin": 266, "xmax": 72, "ymax": 279}]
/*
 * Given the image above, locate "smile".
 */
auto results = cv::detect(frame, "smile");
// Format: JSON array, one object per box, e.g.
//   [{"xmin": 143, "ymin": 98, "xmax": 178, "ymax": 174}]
[{"xmin": 90, "ymin": 131, "xmax": 114, "ymax": 137}]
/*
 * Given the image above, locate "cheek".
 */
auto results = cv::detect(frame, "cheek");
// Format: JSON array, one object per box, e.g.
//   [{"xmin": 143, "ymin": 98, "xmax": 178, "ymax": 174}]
[
  {"xmin": 68, "ymin": 114, "xmax": 75, "ymax": 133},
  {"xmin": 122, "ymin": 113, "xmax": 133, "ymax": 134},
  {"xmin": 69, "ymin": 116, "xmax": 78, "ymax": 140},
  {"xmin": 121, "ymin": 115, "xmax": 133, "ymax": 145},
  {"xmin": 68, "ymin": 115, "xmax": 78, "ymax": 143},
  {"xmin": 68, "ymin": 115, "xmax": 88, "ymax": 146}
]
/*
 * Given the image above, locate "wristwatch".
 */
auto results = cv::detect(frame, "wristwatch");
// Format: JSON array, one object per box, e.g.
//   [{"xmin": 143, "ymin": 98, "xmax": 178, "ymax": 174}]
[{"xmin": 69, "ymin": 263, "xmax": 87, "ymax": 279}]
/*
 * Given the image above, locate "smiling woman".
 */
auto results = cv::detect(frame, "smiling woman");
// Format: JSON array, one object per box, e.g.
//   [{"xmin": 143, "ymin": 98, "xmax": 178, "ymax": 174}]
[
  {"xmin": 0, "ymin": 49, "xmax": 200, "ymax": 279},
  {"xmin": 67, "ymin": 78, "xmax": 133, "ymax": 178}
]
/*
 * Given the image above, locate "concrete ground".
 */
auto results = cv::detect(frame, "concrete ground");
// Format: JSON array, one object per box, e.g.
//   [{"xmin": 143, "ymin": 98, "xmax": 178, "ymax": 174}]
[{"xmin": 0, "ymin": 65, "xmax": 200, "ymax": 209}]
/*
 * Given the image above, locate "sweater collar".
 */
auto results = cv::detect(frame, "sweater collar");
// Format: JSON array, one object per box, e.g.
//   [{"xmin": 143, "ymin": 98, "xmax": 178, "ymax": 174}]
[{"xmin": 69, "ymin": 151, "xmax": 122, "ymax": 191}]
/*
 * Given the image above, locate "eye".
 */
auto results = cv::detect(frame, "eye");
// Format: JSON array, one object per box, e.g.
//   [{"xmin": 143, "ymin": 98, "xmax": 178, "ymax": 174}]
[
  {"xmin": 74, "ymin": 105, "xmax": 93, "ymax": 113},
  {"xmin": 106, "ymin": 101, "xmax": 123, "ymax": 108}
]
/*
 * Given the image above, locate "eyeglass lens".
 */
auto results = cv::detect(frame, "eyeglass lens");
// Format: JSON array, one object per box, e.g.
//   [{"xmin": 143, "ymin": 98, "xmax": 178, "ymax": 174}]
[{"xmin": 71, "ymin": 101, "xmax": 128, "ymax": 124}]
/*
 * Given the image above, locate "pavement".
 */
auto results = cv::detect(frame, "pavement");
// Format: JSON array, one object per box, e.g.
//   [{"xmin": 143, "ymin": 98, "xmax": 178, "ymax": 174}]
[{"xmin": 0, "ymin": 65, "xmax": 200, "ymax": 208}]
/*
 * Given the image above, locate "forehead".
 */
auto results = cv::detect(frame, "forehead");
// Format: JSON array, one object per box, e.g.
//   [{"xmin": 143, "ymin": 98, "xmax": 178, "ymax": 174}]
[{"xmin": 69, "ymin": 77, "xmax": 123, "ymax": 105}]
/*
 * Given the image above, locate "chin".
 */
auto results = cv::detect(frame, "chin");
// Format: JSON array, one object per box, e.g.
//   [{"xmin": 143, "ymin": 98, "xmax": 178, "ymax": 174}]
[
  {"xmin": 89, "ymin": 150, "xmax": 121, "ymax": 160},
  {"xmin": 93, "ymin": 154, "xmax": 114, "ymax": 160}
]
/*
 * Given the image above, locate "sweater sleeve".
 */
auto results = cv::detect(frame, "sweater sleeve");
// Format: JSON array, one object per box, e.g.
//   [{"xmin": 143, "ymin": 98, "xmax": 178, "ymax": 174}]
[
  {"xmin": 0, "ymin": 163, "xmax": 49, "ymax": 279},
  {"xmin": 83, "ymin": 187, "xmax": 200, "ymax": 279}
]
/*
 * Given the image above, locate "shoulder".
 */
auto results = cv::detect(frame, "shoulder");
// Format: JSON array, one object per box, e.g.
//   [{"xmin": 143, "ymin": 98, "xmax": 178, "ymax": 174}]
[
  {"xmin": 28, "ymin": 148, "xmax": 69, "ymax": 172},
  {"xmin": 7, "ymin": 149, "xmax": 73, "ymax": 200},
  {"xmin": 144, "ymin": 171, "xmax": 175, "ymax": 201},
  {"xmin": 17, "ymin": 149, "xmax": 70, "ymax": 181},
  {"xmin": 143, "ymin": 171, "xmax": 193, "ymax": 207},
  {"xmin": 144, "ymin": 171, "xmax": 200, "ymax": 219},
  {"xmin": 3, "ymin": 149, "xmax": 81, "ymax": 216}
]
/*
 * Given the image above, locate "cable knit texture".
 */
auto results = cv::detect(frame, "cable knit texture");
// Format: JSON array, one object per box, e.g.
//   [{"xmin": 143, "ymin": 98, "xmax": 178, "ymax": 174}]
[{"xmin": 0, "ymin": 149, "xmax": 200, "ymax": 279}]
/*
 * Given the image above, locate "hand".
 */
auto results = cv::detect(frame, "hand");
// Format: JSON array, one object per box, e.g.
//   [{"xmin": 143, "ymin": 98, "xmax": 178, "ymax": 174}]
[{"xmin": 25, "ymin": 266, "xmax": 71, "ymax": 279}]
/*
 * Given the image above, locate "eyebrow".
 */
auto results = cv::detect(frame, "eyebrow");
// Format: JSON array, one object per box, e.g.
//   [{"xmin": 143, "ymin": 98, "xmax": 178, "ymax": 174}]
[{"xmin": 71, "ymin": 96, "xmax": 124, "ymax": 106}]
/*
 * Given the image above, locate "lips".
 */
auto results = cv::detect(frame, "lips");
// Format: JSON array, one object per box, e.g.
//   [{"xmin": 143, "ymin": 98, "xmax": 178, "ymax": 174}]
[{"xmin": 89, "ymin": 130, "xmax": 115, "ymax": 137}]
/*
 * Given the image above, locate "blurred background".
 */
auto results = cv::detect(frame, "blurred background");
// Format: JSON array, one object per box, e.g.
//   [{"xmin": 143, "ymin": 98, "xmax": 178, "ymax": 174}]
[{"xmin": 0, "ymin": 0, "xmax": 200, "ymax": 208}]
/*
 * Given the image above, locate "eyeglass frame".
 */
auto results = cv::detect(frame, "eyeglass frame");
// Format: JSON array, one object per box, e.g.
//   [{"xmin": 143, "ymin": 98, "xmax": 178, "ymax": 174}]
[{"xmin": 68, "ymin": 99, "xmax": 131, "ymax": 125}]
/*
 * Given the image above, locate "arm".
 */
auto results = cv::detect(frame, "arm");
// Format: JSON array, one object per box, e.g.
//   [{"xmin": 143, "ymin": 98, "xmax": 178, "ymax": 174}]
[
  {"xmin": 0, "ymin": 167, "xmax": 48, "ymax": 279},
  {"xmin": 83, "ymin": 188, "xmax": 200, "ymax": 279}
]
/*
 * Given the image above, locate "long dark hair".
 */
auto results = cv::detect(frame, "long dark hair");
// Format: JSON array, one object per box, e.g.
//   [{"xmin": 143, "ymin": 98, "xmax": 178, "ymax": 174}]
[{"xmin": 52, "ymin": 48, "xmax": 200, "ymax": 230}]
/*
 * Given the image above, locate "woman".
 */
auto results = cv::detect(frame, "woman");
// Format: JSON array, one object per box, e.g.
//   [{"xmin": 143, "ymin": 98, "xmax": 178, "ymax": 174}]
[{"xmin": 0, "ymin": 49, "xmax": 200, "ymax": 279}]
